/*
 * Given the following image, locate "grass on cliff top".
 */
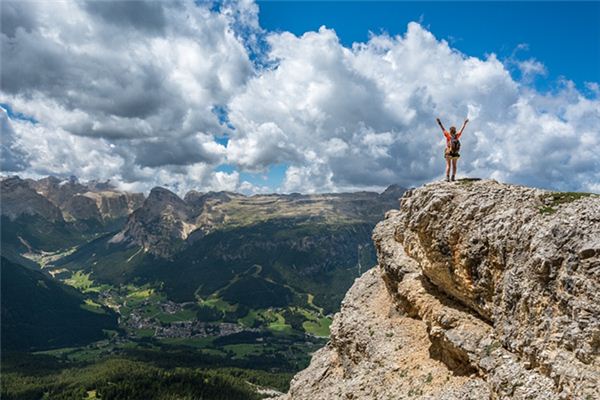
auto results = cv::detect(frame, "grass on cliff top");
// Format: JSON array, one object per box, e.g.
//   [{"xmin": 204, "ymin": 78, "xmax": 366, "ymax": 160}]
[
  {"xmin": 539, "ymin": 191, "xmax": 594, "ymax": 214},
  {"xmin": 456, "ymin": 178, "xmax": 482, "ymax": 185}
]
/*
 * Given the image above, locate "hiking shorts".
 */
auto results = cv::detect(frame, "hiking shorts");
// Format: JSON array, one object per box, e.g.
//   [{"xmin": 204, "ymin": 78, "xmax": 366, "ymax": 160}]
[{"xmin": 445, "ymin": 150, "xmax": 460, "ymax": 160}]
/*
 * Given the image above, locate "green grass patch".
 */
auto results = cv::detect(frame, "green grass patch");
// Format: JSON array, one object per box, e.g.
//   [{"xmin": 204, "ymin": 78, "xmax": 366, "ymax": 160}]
[
  {"xmin": 539, "ymin": 191, "xmax": 594, "ymax": 214},
  {"xmin": 201, "ymin": 348, "xmax": 229, "ymax": 357},
  {"xmin": 158, "ymin": 336, "xmax": 216, "ymax": 349},
  {"xmin": 80, "ymin": 299, "xmax": 107, "ymax": 314},
  {"xmin": 154, "ymin": 309, "xmax": 197, "ymax": 323},
  {"xmin": 127, "ymin": 288, "xmax": 154, "ymax": 299},
  {"xmin": 64, "ymin": 270, "xmax": 94, "ymax": 291},
  {"xmin": 265, "ymin": 311, "xmax": 293, "ymax": 334},
  {"xmin": 238, "ymin": 309, "xmax": 262, "ymax": 328},
  {"xmin": 539, "ymin": 205, "xmax": 556, "ymax": 214},
  {"xmin": 306, "ymin": 293, "xmax": 324, "ymax": 314},
  {"xmin": 34, "ymin": 346, "xmax": 80, "ymax": 357},
  {"xmin": 135, "ymin": 328, "xmax": 155, "ymax": 338},
  {"xmin": 543, "ymin": 191, "xmax": 593, "ymax": 205},
  {"xmin": 138, "ymin": 303, "xmax": 161, "ymax": 318},
  {"xmin": 302, "ymin": 317, "xmax": 332, "ymax": 337},
  {"xmin": 457, "ymin": 177, "xmax": 482, "ymax": 185},
  {"xmin": 35, "ymin": 343, "xmax": 115, "ymax": 363},
  {"xmin": 201, "ymin": 297, "xmax": 238, "ymax": 313}
]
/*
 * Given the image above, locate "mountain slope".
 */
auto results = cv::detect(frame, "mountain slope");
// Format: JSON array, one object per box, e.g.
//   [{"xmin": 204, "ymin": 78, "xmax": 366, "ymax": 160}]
[
  {"xmin": 54, "ymin": 186, "xmax": 405, "ymax": 313},
  {"xmin": 1, "ymin": 177, "xmax": 82, "ymax": 254},
  {"xmin": 275, "ymin": 180, "xmax": 599, "ymax": 400},
  {"xmin": 0, "ymin": 257, "xmax": 119, "ymax": 351}
]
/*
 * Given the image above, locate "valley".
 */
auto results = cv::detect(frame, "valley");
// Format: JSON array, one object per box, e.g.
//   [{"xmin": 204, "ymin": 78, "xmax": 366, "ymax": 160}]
[{"xmin": 0, "ymin": 175, "xmax": 404, "ymax": 399}]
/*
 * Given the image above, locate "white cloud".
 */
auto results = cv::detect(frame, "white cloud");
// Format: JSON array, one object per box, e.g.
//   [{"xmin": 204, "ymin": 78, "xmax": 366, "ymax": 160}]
[
  {"xmin": 585, "ymin": 82, "xmax": 599, "ymax": 97},
  {"xmin": 8, "ymin": 116, "xmax": 124, "ymax": 181},
  {"xmin": 227, "ymin": 21, "xmax": 599, "ymax": 193},
  {"xmin": 518, "ymin": 58, "xmax": 547, "ymax": 80},
  {"xmin": 1, "ymin": 0, "xmax": 254, "ymax": 195},
  {"xmin": 226, "ymin": 121, "xmax": 300, "ymax": 171},
  {"xmin": 2, "ymin": 2, "xmax": 599, "ymax": 194}
]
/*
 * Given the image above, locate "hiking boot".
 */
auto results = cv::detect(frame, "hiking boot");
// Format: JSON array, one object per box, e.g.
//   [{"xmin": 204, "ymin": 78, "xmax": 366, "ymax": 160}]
[
  {"xmin": 451, "ymin": 175, "xmax": 455, "ymax": 182},
  {"xmin": 446, "ymin": 176, "xmax": 450, "ymax": 182}
]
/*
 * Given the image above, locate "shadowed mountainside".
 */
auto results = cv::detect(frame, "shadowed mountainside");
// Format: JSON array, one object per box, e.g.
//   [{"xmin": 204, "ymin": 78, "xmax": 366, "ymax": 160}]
[{"xmin": 1, "ymin": 257, "xmax": 118, "ymax": 351}]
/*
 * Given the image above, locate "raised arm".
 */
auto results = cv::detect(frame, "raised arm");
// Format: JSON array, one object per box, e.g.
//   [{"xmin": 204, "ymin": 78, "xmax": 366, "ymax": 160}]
[
  {"xmin": 458, "ymin": 118, "xmax": 469, "ymax": 135},
  {"xmin": 436, "ymin": 118, "xmax": 446, "ymax": 133}
]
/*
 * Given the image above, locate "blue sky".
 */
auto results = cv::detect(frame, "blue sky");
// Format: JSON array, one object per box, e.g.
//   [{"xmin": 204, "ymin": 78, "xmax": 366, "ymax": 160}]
[
  {"xmin": 258, "ymin": 1, "xmax": 599, "ymax": 93},
  {"xmin": 2, "ymin": 0, "xmax": 599, "ymax": 194}
]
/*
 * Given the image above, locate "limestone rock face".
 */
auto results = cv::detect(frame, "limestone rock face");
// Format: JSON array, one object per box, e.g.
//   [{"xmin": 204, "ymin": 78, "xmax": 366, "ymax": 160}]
[
  {"xmin": 23, "ymin": 175, "xmax": 144, "ymax": 222},
  {"xmin": 112, "ymin": 187, "xmax": 195, "ymax": 258},
  {"xmin": 28, "ymin": 176, "xmax": 88, "ymax": 208},
  {"xmin": 62, "ymin": 194, "xmax": 103, "ymax": 222},
  {"xmin": 80, "ymin": 191, "xmax": 144, "ymax": 221},
  {"xmin": 0, "ymin": 177, "xmax": 63, "ymax": 222},
  {"xmin": 275, "ymin": 180, "xmax": 599, "ymax": 400}
]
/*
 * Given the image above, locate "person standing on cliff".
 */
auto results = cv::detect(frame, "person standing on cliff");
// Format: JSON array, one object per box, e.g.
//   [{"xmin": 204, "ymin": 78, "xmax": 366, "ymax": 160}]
[{"xmin": 436, "ymin": 117, "xmax": 469, "ymax": 182}]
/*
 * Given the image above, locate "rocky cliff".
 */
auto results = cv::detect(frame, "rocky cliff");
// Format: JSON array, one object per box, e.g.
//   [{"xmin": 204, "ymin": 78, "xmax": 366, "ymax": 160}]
[
  {"xmin": 110, "ymin": 186, "xmax": 197, "ymax": 258},
  {"xmin": 0, "ymin": 177, "xmax": 64, "ymax": 222},
  {"xmin": 26, "ymin": 176, "xmax": 144, "ymax": 222},
  {"xmin": 275, "ymin": 179, "xmax": 599, "ymax": 400}
]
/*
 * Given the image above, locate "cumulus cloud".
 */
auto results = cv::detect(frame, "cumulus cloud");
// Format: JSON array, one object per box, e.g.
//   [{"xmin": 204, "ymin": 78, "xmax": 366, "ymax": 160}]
[
  {"xmin": 517, "ymin": 58, "xmax": 547, "ymax": 81},
  {"xmin": 226, "ymin": 22, "xmax": 599, "ymax": 193},
  {"xmin": 2, "ymin": 1, "xmax": 598, "ymax": 194},
  {"xmin": 7, "ymin": 115, "xmax": 124, "ymax": 180},
  {"xmin": 82, "ymin": 0, "xmax": 167, "ymax": 35},
  {"xmin": 0, "ymin": 0, "xmax": 256, "ymax": 194}
]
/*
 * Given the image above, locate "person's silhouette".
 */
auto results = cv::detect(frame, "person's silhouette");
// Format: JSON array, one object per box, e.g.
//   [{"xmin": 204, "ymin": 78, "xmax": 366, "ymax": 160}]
[{"xmin": 436, "ymin": 118, "xmax": 469, "ymax": 181}]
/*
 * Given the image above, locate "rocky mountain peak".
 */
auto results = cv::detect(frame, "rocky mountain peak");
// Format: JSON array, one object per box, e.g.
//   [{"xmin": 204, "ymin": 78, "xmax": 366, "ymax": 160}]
[
  {"xmin": 28, "ymin": 175, "xmax": 88, "ymax": 206},
  {"xmin": 147, "ymin": 186, "xmax": 185, "ymax": 205},
  {"xmin": 142, "ymin": 187, "xmax": 191, "ymax": 222},
  {"xmin": 275, "ymin": 179, "xmax": 599, "ymax": 400},
  {"xmin": 6, "ymin": 175, "xmax": 145, "ymax": 223},
  {"xmin": 112, "ymin": 186, "xmax": 195, "ymax": 258},
  {"xmin": 0, "ymin": 176, "xmax": 63, "ymax": 222},
  {"xmin": 183, "ymin": 190, "xmax": 205, "ymax": 203}
]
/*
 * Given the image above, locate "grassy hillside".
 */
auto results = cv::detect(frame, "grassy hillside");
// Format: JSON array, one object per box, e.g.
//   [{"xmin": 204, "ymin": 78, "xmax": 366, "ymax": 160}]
[{"xmin": 56, "ymin": 217, "xmax": 376, "ymax": 313}]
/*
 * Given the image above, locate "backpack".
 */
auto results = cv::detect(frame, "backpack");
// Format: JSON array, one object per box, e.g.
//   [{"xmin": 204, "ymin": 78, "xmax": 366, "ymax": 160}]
[{"xmin": 450, "ymin": 135, "xmax": 461, "ymax": 153}]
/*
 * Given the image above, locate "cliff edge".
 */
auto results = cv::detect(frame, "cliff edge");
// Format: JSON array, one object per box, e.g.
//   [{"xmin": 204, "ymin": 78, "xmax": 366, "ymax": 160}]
[{"xmin": 274, "ymin": 179, "xmax": 599, "ymax": 400}]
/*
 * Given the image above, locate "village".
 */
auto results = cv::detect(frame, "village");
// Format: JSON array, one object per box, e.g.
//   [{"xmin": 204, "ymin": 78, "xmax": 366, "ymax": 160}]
[{"xmin": 117, "ymin": 297, "xmax": 259, "ymax": 339}]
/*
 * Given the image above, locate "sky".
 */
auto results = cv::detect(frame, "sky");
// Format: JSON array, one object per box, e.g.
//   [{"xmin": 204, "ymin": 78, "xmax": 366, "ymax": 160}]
[{"xmin": 1, "ymin": 0, "xmax": 599, "ymax": 195}]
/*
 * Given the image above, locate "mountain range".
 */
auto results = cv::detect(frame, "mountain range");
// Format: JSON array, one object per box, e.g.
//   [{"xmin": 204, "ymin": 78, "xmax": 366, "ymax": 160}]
[{"xmin": 0, "ymin": 175, "xmax": 405, "ymax": 352}]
